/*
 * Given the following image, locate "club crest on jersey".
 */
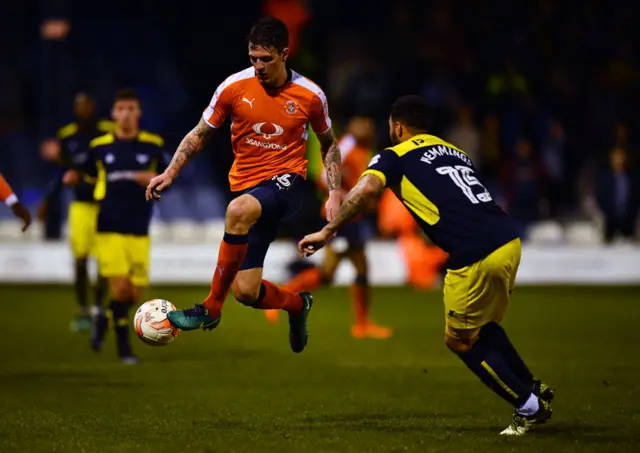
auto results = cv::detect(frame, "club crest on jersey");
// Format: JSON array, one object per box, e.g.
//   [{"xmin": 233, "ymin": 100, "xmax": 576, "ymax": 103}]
[
  {"xmin": 136, "ymin": 154, "xmax": 150, "ymax": 164},
  {"xmin": 72, "ymin": 152, "xmax": 87, "ymax": 164},
  {"xmin": 105, "ymin": 153, "xmax": 115, "ymax": 164},
  {"xmin": 285, "ymin": 100, "xmax": 298, "ymax": 115},
  {"xmin": 252, "ymin": 122, "xmax": 284, "ymax": 140}
]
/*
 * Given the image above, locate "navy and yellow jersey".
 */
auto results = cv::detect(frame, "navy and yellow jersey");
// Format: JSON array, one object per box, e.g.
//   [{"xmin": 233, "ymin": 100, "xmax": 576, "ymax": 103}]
[
  {"xmin": 363, "ymin": 134, "xmax": 519, "ymax": 270},
  {"xmin": 57, "ymin": 120, "xmax": 115, "ymax": 202},
  {"xmin": 85, "ymin": 131, "xmax": 168, "ymax": 236}
]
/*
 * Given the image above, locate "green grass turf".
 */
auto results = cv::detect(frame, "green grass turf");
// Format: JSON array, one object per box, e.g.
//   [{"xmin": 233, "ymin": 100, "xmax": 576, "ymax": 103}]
[{"xmin": 0, "ymin": 285, "xmax": 639, "ymax": 452}]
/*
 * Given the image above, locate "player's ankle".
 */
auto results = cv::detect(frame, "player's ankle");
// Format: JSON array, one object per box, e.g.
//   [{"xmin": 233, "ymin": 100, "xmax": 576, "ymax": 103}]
[
  {"xmin": 516, "ymin": 393, "xmax": 539, "ymax": 416},
  {"xmin": 203, "ymin": 297, "xmax": 222, "ymax": 316},
  {"xmin": 285, "ymin": 295, "xmax": 304, "ymax": 315}
]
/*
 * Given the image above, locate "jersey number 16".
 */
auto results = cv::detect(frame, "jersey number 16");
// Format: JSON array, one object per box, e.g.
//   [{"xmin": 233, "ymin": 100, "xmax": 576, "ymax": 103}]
[{"xmin": 436, "ymin": 165, "xmax": 492, "ymax": 204}]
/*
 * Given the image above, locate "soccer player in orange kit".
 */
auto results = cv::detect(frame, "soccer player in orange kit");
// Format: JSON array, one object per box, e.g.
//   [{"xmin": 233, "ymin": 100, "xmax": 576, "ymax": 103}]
[
  {"xmin": 146, "ymin": 17, "xmax": 343, "ymax": 353},
  {"xmin": 264, "ymin": 115, "xmax": 392, "ymax": 339},
  {"xmin": 0, "ymin": 173, "xmax": 31, "ymax": 232}
]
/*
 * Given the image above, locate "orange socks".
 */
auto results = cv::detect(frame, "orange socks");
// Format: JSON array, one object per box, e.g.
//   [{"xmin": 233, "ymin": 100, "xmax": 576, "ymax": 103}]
[
  {"xmin": 204, "ymin": 233, "xmax": 248, "ymax": 316},
  {"xmin": 350, "ymin": 281, "xmax": 369, "ymax": 326},
  {"xmin": 256, "ymin": 280, "xmax": 303, "ymax": 314},
  {"xmin": 282, "ymin": 267, "xmax": 323, "ymax": 293}
]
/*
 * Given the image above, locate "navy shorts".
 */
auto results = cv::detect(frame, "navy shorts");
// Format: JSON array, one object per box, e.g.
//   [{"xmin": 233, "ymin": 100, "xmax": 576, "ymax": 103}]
[{"xmin": 240, "ymin": 173, "xmax": 304, "ymax": 270}]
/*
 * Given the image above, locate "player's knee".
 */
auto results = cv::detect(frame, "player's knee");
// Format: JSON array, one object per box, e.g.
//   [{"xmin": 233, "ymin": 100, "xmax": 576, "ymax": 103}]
[
  {"xmin": 354, "ymin": 274, "xmax": 369, "ymax": 286},
  {"xmin": 232, "ymin": 279, "xmax": 261, "ymax": 306},
  {"xmin": 226, "ymin": 196, "xmax": 260, "ymax": 230},
  {"xmin": 110, "ymin": 278, "xmax": 131, "ymax": 301},
  {"xmin": 444, "ymin": 330, "xmax": 478, "ymax": 354}
]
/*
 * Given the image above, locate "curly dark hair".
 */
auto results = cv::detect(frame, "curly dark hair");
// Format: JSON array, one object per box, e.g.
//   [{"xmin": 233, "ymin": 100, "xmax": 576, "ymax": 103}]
[
  {"xmin": 390, "ymin": 95, "xmax": 432, "ymax": 132},
  {"xmin": 247, "ymin": 16, "xmax": 289, "ymax": 54}
]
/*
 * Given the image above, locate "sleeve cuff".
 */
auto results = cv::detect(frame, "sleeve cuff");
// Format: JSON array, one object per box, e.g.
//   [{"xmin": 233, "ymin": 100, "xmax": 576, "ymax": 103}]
[
  {"xmin": 202, "ymin": 112, "xmax": 219, "ymax": 129},
  {"xmin": 360, "ymin": 169, "xmax": 387, "ymax": 186},
  {"xmin": 5, "ymin": 194, "xmax": 18, "ymax": 206}
]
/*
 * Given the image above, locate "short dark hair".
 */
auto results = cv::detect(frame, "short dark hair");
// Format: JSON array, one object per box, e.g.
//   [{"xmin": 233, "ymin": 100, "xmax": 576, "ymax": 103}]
[
  {"xmin": 114, "ymin": 88, "xmax": 139, "ymax": 103},
  {"xmin": 390, "ymin": 95, "xmax": 432, "ymax": 132},
  {"xmin": 247, "ymin": 16, "xmax": 289, "ymax": 53}
]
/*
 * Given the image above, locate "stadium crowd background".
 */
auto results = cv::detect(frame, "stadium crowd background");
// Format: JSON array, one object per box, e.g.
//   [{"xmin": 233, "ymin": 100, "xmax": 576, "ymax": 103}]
[{"xmin": 0, "ymin": 0, "xmax": 638, "ymax": 246}]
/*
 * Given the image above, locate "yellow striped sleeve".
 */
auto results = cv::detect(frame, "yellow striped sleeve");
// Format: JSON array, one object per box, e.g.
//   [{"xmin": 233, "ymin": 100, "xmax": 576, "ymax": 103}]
[
  {"xmin": 56, "ymin": 123, "xmax": 78, "ymax": 140},
  {"xmin": 138, "ymin": 131, "xmax": 164, "ymax": 147},
  {"xmin": 360, "ymin": 169, "xmax": 387, "ymax": 186},
  {"xmin": 89, "ymin": 133, "xmax": 115, "ymax": 148}
]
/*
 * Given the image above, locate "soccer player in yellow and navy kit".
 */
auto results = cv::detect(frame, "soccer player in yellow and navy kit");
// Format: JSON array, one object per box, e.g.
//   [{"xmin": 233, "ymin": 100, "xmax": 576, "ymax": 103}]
[
  {"xmin": 52, "ymin": 93, "xmax": 114, "ymax": 332},
  {"xmin": 299, "ymin": 95, "xmax": 555, "ymax": 436},
  {"xmin": 66, "ymin": 89, "xmax": 168, "ymax": 363}
]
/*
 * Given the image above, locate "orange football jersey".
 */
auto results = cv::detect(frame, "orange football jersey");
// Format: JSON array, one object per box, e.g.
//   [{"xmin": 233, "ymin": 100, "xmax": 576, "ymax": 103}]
[
  {"xmin": 203, "ymin": 67, "xmax": 332, "ymax": 192},
  {"xmin": 0, "ymin": 173, "xmax": 17, "ymax": 205}
]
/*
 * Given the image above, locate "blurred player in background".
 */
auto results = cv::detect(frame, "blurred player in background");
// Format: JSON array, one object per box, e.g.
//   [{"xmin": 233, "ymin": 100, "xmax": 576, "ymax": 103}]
[
  {"xmin": 299, "ymin": 95, "xmax": 554, "ymax": 436},
  {"xmin": 0, "ymin": 173, "xmax": 31, "ymax": 231},
  {"xmin": 265, "ymin": 115, "xmax": 392, "ymax": 339},
  {"xmin": 40, "ymin": 93, "xmax": 113, "ymax": 332},
  {"xmin": 65, "ymin": 89, "xmax": 167, "ymax": 364},
  {"xmin": 147, "ymin": 17, "xmax": 343, "ymax": 354}
]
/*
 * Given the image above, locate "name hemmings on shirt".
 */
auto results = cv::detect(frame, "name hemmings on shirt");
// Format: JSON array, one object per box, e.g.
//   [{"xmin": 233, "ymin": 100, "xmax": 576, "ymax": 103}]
[{"xmin": 420, "ymin": 145, "xmax": 472, "ymax": 166}]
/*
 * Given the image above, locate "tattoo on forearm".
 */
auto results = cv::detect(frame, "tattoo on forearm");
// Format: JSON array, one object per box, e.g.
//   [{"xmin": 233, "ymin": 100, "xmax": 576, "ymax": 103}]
[
  {"xmin": 167, "ymin": 118, "xmax": 214, "ymax": 176},
  {"xmin": 319, "ymin": 130, "xmax": 342, "ymax": 191},
  {"xmin": 326, "ymin": 175, "xmax": 384, "ymax": 232}
]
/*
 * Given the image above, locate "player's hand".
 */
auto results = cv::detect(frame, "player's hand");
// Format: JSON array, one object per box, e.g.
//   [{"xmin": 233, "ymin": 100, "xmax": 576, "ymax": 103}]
[
  {"xmin": 40, "ymin": 139, "xmax": 62, "ymax": 163},
  {"xmin": 146, "ymin": 172, "xmax": 173, "ymax": 201},
  {"xmin": 62, "ymin": 170, "xmax": 81, "ymax": 186},
  {"xmin": 11, "ymin": 202, "xmax": 32, "ymax": 232},
  {"xmin": 325, "ymin": 190, "xmax": 342, "ymax": 222},
  {"xmin": 298, "ymin": 228, "xmax": 333, "ymax": 257},
  {"xmin": 134, "ymin": 171, "xmax": 158, "ymax": 188}
]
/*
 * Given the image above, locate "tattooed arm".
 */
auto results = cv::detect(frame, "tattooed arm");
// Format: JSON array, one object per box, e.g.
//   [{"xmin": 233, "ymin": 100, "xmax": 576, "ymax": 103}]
[
  {"xmin": 146, "ymin": 118, "xmax": 216, "ymax": 200},
  {"xmin": 316, "ymin": 128, "xmax": 342, "ymax": 193},
  {"xmin": 298, "ymin": 174, "xmax": 385, "ymax": 256},
  {"xmin": 324, "ymin": 174, "xmax": 384, "ymax": 234},
  {"xmin": 316, "ymin": 128, "xmax": 343, "ymax": 221},
  {"xmin": 166, "ymin": 118, "xmax": 216, "ymax": 179}
]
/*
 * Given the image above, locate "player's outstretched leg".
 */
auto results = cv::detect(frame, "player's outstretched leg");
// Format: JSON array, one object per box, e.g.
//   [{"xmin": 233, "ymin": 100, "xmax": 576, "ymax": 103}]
[
  {"xmin": 168, "ymin": 195, "xmax": 259, "ymax": 331},
  {"xmin": 71, "ymin": 257, "xmax": 92, "ymax": 332},
  {"xmin": 481, "ymin": 322, "xmax": 555, "ymax": 402},
  {"xmin": 446, "ymin": 325, "xmax": 551, "ymax": 436},
  {"xmin": 235, "ymin": 272, "xmax": 312, "ymax": 353},
  {"xmin": 266, "ymin": 266, "xmax": 323, "ymax": 324}
]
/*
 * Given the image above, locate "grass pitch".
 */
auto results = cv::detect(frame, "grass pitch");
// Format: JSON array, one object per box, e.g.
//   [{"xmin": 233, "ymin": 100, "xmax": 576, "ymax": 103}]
[{"xmin": 0, "ymin": 285, "xmax": 639, "ymax": 452}]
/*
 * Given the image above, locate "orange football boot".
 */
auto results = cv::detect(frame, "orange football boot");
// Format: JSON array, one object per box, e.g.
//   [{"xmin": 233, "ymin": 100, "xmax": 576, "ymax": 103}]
[
  {"xmin": 265, "ymin": 309, "xmax": 280, "ymax": 324},
  {"xmin": 351, "ymin": 322, "xmax": 393, "ymax": 339}
]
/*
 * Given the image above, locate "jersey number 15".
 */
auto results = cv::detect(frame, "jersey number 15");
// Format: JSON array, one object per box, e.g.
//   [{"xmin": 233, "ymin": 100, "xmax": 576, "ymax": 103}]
[{"xmin": 436, "ymin": 165, "xmax": 492, "ymax": 204}]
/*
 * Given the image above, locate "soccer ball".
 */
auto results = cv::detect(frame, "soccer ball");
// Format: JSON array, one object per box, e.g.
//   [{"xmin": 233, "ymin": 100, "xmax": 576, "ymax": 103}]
[{"xmin": 133, "ymin": 299, "xmax": 180, "ymax": 346}]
